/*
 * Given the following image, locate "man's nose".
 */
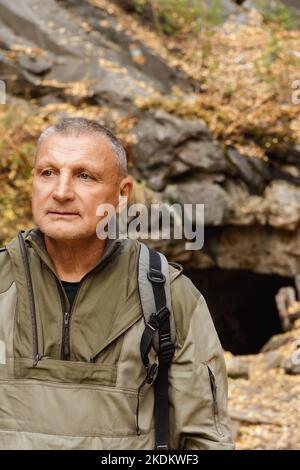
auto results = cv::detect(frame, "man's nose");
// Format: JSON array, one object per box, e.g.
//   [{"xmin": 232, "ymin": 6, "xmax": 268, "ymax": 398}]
[{"xmin": 52, "ymin": 172, "xmax": 75, "ymax": 201}]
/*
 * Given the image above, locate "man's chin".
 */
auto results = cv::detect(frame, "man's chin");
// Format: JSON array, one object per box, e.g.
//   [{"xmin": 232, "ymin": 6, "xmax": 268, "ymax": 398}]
[{"xmin": 38, "ymin": 223, "xmax": 91, "ymax": 241}]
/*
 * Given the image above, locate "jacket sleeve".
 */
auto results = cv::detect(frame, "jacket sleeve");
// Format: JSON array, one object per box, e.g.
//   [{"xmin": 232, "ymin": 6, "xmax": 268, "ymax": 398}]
[{"xmin": 168, "ymin": 273, "xmax": 234, "ymax": 450}]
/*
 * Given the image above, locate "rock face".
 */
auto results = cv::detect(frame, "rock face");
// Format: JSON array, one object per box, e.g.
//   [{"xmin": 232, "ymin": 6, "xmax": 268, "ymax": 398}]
[
  {"xmin": 132, "ymin": 108, "xmax": 300, "ymax": 277},
  {"xmin": 131, "ymin": 110, "xmax": 226, "ymax": 192},
  {"xmin": 0, "ymin": 0, "xmax": 192, "ymax": 101},
  {"xmin": 1, "ymin": 0, "xmax": 300, "ymax": 279}
]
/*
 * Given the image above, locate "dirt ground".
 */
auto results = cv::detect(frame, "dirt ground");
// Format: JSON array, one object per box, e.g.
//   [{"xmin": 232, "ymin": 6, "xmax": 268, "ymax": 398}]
[{"xmin": 227, "ymin": 320, "xmax": 300, "ymax": 449}]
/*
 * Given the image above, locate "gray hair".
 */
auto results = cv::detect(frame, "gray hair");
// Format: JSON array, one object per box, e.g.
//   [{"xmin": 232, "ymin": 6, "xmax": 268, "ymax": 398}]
[{"xmin": 36, "ymin": 117, "xmax": 128, "ymax": 177}]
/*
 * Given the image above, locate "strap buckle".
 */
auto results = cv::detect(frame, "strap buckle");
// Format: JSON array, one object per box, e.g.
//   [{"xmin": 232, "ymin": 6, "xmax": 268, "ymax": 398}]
[
  {"xmin": 159, "ymin": 340, "xmax": 175, "ymax": 364},
  {"xmin": 147, "ymin": 268, "xmax": 166, "ymax": 285},
  {"xmin": 148, "ymin": 306, "xmax": 170, "ymax": 331},
  {"xmin": 155, "ymin": 306, "xmax": 170, "ymax": 323}
]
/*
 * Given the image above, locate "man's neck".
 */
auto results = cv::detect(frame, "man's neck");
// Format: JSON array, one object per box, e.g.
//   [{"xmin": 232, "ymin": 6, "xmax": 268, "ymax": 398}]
[{"xmin": 44, "ymin": 235, "xmax": 107, "ymax": 282}]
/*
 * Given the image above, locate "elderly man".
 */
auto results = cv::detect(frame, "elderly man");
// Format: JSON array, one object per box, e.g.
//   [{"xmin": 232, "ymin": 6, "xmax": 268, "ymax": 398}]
[{"xmin": 0, "ymin": 118, "xmax": 234, "ymax": 450}]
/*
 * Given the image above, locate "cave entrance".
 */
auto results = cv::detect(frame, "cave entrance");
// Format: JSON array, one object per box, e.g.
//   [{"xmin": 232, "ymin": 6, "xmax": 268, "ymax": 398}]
[{"xmin": 184, "ymin": 267, "xmax": 295, "ymax": 355}]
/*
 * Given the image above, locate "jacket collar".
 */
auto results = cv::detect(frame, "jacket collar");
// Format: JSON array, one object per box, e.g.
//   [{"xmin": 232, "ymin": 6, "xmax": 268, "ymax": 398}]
[{"xmin": 23, "ymin": 228, "xmax": 124, "ymax": 279}]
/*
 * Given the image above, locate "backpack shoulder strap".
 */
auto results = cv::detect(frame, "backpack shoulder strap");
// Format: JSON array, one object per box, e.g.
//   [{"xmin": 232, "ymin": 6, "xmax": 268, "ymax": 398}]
[
  {"xmin": 138, "ymin": 241, "xmax": 176, "ymax": 350},
  {"xmin": 137, "ymin": 241, "xmax": 176, "ymax": 450}
]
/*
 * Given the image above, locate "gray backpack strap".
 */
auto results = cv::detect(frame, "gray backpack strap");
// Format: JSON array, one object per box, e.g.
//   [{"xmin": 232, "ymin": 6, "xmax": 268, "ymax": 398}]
[
  {"xmin": 137, "ymin": 241, "xmax": 177, "ymax": 450},
  {"xmin": 138, "ymin": 241, "xmax": 175, "ymax": 351}
]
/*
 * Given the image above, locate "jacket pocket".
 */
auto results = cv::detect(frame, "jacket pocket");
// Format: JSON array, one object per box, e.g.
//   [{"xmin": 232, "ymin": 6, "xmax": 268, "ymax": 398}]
[
  {"xmin": 207, "ymin": 364, "xmax": 224, "ymax": 437},
  {"xmin": 13, "ymin": 357, "xmax": 117, "ymax": 386}
]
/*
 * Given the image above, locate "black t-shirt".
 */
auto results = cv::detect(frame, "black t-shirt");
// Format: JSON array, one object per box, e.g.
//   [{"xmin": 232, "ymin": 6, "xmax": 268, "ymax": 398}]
[{"xmin": 61, "ymin": 280, "xmax": 82, "ymax": 309}]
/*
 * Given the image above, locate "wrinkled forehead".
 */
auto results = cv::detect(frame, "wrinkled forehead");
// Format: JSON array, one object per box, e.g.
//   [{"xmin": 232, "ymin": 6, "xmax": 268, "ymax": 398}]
[{"xmin": 35, "ymin": 133, "xmax": 119, "ymax": 174}]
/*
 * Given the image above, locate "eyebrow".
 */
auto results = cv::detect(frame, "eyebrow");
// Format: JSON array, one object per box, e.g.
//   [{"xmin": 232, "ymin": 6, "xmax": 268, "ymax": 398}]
[{"xmin": 35, "ymin": 160, "xmax": 104, "ymax": 176}]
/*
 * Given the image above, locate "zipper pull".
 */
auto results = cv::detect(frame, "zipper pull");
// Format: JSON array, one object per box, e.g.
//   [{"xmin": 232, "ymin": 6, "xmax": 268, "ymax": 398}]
[
  {"xmin": 64, "ymin": 311, "xmax": 69, "ymax": 327},
  {"xmin": 64, "ymin": 311, "xmax": 70, "ymax": 360},
  {"xmin": 33, "ymin": 353, "xmax": 42, "ymax": 367}
]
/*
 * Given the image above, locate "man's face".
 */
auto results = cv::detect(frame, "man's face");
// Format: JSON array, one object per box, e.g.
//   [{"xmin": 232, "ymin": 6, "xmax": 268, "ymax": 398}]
[{"xmin": 32, "ymin": 133, "xmax": 126, "ymax": 240}]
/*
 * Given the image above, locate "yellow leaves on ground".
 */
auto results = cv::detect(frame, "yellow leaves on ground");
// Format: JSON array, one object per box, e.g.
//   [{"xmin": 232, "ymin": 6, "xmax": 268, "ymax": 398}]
[{"xmin": 228, "ymin": 319, "xmax": 300, "ymax": 449}]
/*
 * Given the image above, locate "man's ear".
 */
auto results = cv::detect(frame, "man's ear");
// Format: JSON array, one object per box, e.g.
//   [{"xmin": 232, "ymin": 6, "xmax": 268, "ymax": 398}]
[
  {"xmin": 116, "ymin": 176, "xmax": 133, "ymax": 214},
  {"xmin": 121, "ymin": 176, "xmax": 133, "ymax": 198}
]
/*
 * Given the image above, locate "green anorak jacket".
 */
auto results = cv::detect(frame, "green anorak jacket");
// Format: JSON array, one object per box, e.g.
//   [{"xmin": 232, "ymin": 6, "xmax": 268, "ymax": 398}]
[{"xmin": 0, "ymin": 229, "xmax": 234, "ymax": 450}]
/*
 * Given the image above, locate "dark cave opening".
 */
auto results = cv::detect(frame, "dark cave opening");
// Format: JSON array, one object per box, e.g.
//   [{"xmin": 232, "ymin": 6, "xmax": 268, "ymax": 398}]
[{"xmin": 184, "ymin": 267, "xmax": 295, "ymax": 355}]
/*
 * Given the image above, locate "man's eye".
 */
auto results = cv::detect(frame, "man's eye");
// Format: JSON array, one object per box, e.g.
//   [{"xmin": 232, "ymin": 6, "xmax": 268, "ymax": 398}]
[
  {"xmin": 41, "ymin": 169, "xmax": 54, "ymax": 177},
  {"xmin": 78, "ymin": 172, "xmax": 93, "ymax": 180}
]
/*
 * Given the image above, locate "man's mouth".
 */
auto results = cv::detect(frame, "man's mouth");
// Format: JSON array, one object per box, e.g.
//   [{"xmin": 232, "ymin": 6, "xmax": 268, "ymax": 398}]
[{"xmin": 48, "ymin": 211, "xmax": 80, "ymax": 217}]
